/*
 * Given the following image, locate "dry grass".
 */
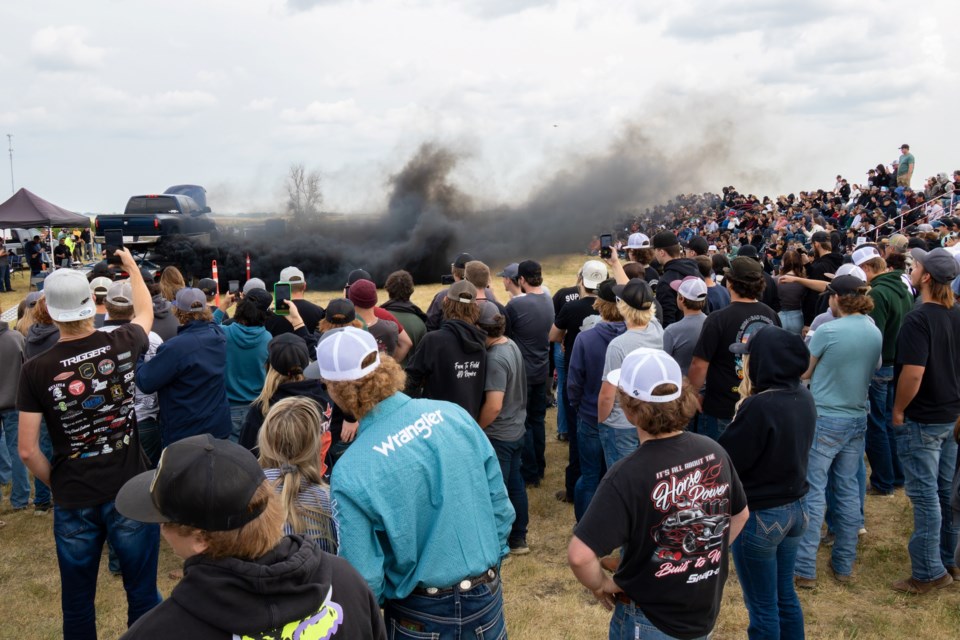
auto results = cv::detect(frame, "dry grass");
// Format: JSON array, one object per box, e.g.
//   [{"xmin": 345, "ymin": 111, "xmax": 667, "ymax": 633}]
[{"xmin": 2, "ymin": 254, "xmax": 960, "ymax": 638}]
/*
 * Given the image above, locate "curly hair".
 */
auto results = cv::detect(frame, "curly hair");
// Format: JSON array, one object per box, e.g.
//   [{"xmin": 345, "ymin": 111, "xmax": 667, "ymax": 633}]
[
  {"xmin": 162, "ymin": 480, "xmax": 284, "ymax": 560},
  {"xmin": 835, "ymin": 294, "xmax": 875, "ymax": 316},
  {"xmin": 442, "ymin": 297, "xmax": 480, "ymax": 324},
  {"xmin": 384, "ymin": 270, "xmax": 415, "ymax": 302},
  {"xmin": 174, "ymin": 307, "xmax": 213, "ymax": 325},
  {"xmin": 618, "ymin": 382, "xmax": 699, "ymax": 436},
  {"xmin": 325, "ymin": 353, "xmax": 406, "ymax": 420}
]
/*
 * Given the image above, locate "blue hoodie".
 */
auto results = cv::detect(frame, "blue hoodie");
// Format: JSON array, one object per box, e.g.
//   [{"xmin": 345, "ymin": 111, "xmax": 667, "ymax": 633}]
[
  {"xmin": 136, "ymin": 320, "xmax": 231, "ymax": 446},
  {"xmin": 221, "ymin": 323, "xmax": 271, "ymax": 404},
  {"xmin": 566, "ymin": 321, "xmax": 627, "ymax": 424}
]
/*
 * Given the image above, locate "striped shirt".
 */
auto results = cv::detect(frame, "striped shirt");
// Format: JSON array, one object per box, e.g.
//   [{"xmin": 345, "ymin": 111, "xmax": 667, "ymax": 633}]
[{"xmin": 263, "ymin": 468, "xmax": 340, "ymax": 554}]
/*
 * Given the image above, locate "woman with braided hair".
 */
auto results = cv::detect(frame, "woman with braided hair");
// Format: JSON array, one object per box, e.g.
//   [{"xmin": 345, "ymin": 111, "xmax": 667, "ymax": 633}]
[{"xmin": 258, "ymin": 396, "xmax": 339, "ymax": 554}]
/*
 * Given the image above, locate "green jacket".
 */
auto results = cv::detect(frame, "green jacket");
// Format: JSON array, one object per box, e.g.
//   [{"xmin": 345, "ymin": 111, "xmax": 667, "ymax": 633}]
[{"xmin": 868, "ymin": 270, "xmax": 914, "ymax": 365}]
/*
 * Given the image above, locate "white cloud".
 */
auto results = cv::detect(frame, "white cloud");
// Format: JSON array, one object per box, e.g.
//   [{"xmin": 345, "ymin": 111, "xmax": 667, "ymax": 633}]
[
  {"xmin": 30, "ymin": 25, "xmax": 105, "ymax": 70},
  {"xmin": 280, "ymin": 99, "xmax": 361, "ymax": 124},
  {"xmin": 245, "ymin": 97, "xmax": 276, "ymax": 111}
]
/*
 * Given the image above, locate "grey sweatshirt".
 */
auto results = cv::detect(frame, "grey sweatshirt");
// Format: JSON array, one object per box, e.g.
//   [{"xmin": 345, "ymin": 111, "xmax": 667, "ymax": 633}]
[{"xmin": 0, "ymin": 321, "xmax": 25, "ymax": 410}]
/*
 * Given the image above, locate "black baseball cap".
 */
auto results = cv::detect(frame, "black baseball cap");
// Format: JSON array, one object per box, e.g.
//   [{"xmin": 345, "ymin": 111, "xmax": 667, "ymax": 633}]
[
  {"xmin": 612, "ymin": 278, "xmax": 655, "ymax": 311},
  {"xmin": 245, "ymin": 288, "xmax": 274, "ymax": 312},
  {"xmin": 345, "ymin": 269, "xmax": 372, "ymax": 287},
  {"xmin": 810, "ymin": 231, "xmax": 830, "ymax": 244},
  {"xmin": 325, "ymin": 298, "xmax": 356, "ymax": 324},
  {"xmin": 268, "ymin": 333, "xmax": 310, "ymax": 376},
  {"xmin": 724, "ymin": 256, "xmax": 764, "ymax": 282},
  {"xmin": 198, "ymin": 278, "xmax": 218, "ymax": 296},
  {"xmin": 116, "ymin": 434, "xmax": 266, "ymax": 531},
  {"xmin": 737, "ymin": 244, "xmax": 760, "ymax": 260},
  {"xmin": 826, "ymin": 274, "xmax": 867, "ymax": 297},
  {"xmin": 517, "ymin": 260, "xmax": 542, "ymax": 281},
  {"xmin": 597, "ymin": 278, "xmax": 618, "ymax": 303},
  {"xmin": 687, "ymin": 236, "xmax": 709, "ymax": 255},
  {"xmin": 652, "ymin": 231, "xmax": 679, "ymax": 249},
  {"xmin": 452, "ymin": 253, "xmax": 474, "ymax": 269}
]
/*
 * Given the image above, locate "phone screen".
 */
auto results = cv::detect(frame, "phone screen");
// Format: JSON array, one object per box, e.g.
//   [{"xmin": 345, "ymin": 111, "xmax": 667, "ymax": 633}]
[
  {"xmin": 104, "ymin": 229, "xmax": 124, "ymax": 265},
  {"xmin": 228, "ymin": 280, "xmax": 239, "ymax": 294},
  {"xmin": 600, "ymin": 234, "xmax": 613, "ymax": 259},
  {"xmin": 274, "ymin": 282, "xmax": 292, "ymax": 316}
]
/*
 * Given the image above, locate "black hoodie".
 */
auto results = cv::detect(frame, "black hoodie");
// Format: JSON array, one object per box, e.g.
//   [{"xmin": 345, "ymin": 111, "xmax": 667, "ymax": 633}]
[
  {"xmin": 656, "ymin": 257, "xmax": 702, "ymax": 327},
  {"xmin": 718, "ymin": 327, "xmax": 816, "ymax": 511},
  {"xmin": 238, "ymin": 379, "xmax": 341, "ymax": 453},
  {"xmin": 404, "ymin": 319, "xmax": 488, "ymax": 419},
  {"xmin": 121, "ymin": 536, "xmax": 386, "ymax": 640},
  {"xmin": 801, "ymin": 251, "xmax": 844, "ymax": 325}
]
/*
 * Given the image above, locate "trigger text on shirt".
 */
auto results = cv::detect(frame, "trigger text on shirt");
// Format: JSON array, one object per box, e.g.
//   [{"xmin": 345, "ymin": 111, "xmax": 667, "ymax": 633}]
[{"xmin": 372, "ymin": 410, "xmax": 444, "ymax": 457}]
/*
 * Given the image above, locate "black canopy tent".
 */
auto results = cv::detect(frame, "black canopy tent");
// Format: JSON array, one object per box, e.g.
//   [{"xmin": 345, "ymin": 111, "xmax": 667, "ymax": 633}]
[{"xmin": 0, "ymin": 188, "xmax": 91, "ymax": 228}]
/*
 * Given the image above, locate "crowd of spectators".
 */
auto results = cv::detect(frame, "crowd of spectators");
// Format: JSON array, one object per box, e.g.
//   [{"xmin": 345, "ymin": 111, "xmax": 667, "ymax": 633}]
[{"xmin": 1, "ymin": 144, "xmax": 960, "ymax": 639}]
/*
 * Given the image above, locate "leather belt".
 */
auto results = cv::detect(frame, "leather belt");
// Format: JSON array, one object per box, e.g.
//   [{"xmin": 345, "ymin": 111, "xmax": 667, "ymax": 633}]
[
  {"xmin": 413, "ymin": 567, "xmax": 499, "ymax": 596},
  {"xmin": 615, "ymin": 592, "xmax": 635, "ymax": 606}
]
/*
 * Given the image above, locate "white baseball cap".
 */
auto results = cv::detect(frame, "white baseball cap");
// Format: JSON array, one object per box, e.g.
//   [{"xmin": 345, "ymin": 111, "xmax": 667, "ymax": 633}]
[
  {"xmin": 580, "ymin": 260, "xmax": 608, "ymax": 289},
  {"xmin": 625, "ymin": 233, "xmax": 651, "ymax": 249},
  {"xmin": 315, "ymin": 327, "xmax": 381, "ymax": 382},
  {"xmin": 833, "ymin": 263, "xmax": 867, "ymax": 281},
  {"xmin": 89, "ymin": 276, "xmax": 113, "ymax": 296},
  {"xmin": 45, "ymin": 269, "xmax": 97, "ymax": 322},
  {"xmin": 852, "ymin": 246, "xmax": 881, "ymax": 266},
  {"xmin": 606, "ymin": 348, "xmax": 683, "ymax": 403},
  {"xmin": 105, "ymin": 281, "xmax": 134, "ymax": 308},
  {"xmin": 280, "ymin": 266, "xmax": 305, "ymax": 283},
  {"xmin": 669, "ymin": 275, "xmax": 708, "ymax": 301}
]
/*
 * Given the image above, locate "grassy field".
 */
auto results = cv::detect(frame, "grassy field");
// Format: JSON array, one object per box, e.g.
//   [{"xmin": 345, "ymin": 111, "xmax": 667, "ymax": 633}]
[{"xmin": 2, "ymin": 254, "xmax": 960, "ymax": 638}]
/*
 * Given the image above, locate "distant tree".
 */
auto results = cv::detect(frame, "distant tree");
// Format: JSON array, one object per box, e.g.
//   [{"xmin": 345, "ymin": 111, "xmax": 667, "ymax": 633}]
[{"xmin": 285, "ymin": 163, "xmax": 323, "ymax": 221}]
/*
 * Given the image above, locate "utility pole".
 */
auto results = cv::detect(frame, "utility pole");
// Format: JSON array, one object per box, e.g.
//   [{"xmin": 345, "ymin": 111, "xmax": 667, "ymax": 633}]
[{"xmin": 6, "ymin": 134, "xmax": 13, "ymax": 195}]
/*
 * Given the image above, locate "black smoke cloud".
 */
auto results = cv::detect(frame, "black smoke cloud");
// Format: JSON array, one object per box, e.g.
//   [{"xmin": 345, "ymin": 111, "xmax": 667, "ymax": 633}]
[{"xmin": 156, "ymin": 114, "xmax": 758, "ymax": 289}]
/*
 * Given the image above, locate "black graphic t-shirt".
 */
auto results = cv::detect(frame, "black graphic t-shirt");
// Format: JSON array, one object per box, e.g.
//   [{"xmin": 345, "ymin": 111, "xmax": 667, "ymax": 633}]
[
  {"xmin": 554, "ymin": 295, "xmax": 599, "ymax": 358},
  {"xmin": 575, "ymin": 432, "xmax": 747, "ymax": 640},
  {"xmin": 18, "ymin": 324, "xmax": 149, "ymax": 509},
  {"xmin": 692, "ymin": 301, "xmax": 779, "ymax": 419}
]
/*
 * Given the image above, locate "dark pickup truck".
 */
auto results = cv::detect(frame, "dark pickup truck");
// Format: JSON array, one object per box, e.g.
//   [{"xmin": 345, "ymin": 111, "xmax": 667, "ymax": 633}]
[{"xmin": 94, "ymin": 186, "xmax": 218, "ymax": 249}]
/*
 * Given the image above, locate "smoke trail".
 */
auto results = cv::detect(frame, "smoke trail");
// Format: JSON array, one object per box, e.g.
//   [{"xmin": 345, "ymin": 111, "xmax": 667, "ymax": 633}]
[{"xmin": 155, "ymin": 111, "xmax": 764, "ymax": 289}]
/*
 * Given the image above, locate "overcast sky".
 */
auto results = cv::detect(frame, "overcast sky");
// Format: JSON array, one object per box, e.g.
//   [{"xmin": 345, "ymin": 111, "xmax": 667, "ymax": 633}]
[{"xmin": 1, "ymin": 0, "xmax": 956, "ymax": 214}]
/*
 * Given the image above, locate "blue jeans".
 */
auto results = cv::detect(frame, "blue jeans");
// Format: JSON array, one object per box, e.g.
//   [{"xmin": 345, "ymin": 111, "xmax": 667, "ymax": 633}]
[
  {"xmin": 553, "ymin": 344, "xmax": 567, "ymax": 436},
  {"xmin": 35, "ymin": 419, "xmax": 54, "ymax": 506},
  {"xmin": 0, "ymin": 263, "xmax": 10, "ymax": 291},
  {"xmin": 521, "ymin": 382, "xmax": 547, "ymax": 483},
  {"xmin": 383, "ymin": 574, "xmax": 505, "ymax": 639},
  {"xmin": 574, "ymin": 417, "xmax": 606, "ymax": 521},
  {"xmin": 599, "ymin": 424, "xmax": 638, "ymax": 469},
  {"xmin": 795, "ymin": 415, "xmax": 867, "ymax": 579},
  {"xmin": 778, "ymin": 309, "xmax": 804, "ymax": 336},
  {"xmin": 732, "ymin": 501, "xmax": 807, "ymax": 640},
  {"xmin": 697, "ymin": 414, "xmax": 731, "ymax": 441},
  {"xmin": 228, "ymin": 402, "xmax": 249, "ymax": 443},
  {"xmin": 137, "ymin": 417, "xmax": 162, "ymax": 468},
  {"xmin": 1, "ymin": 409, "xmax": 31, "ymax": 509},
  {"xmin": 864, "ymin": 366, "xmax": 903, "ymax": 493},
  {"xmin": 609, "ymin": 599, "xmax": 710, "ymax": 640},
  {"xmin": 895, "ymin": 420, "xmax": 959, "ymax": 581},
  {"xmin": 490, "ymin": 436, "xmax": 528, "ymax": 545},
  {"xmin": 54, "ymin": 502, "xmax": 161, "ymax": 639}
]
